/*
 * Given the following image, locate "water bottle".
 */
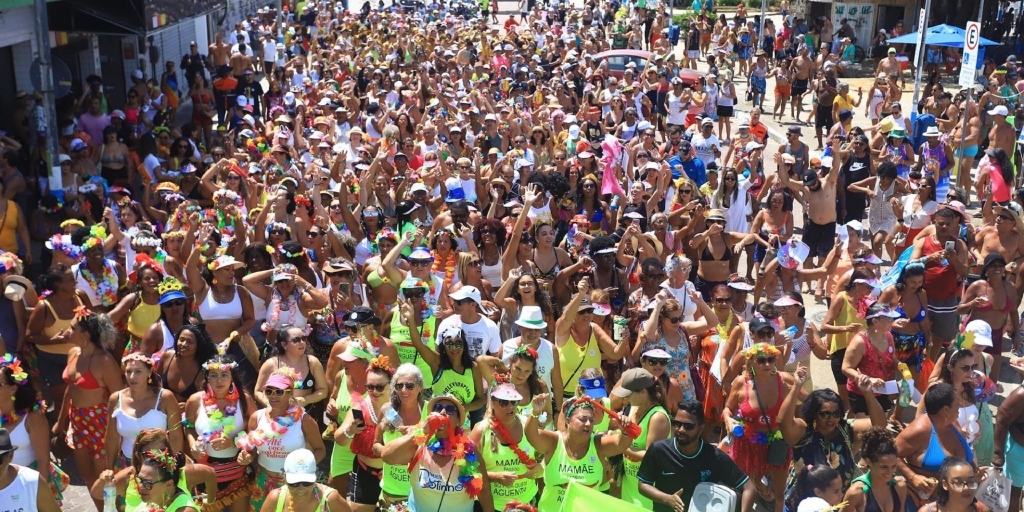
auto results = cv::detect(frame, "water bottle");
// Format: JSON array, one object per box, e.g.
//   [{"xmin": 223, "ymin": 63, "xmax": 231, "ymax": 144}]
[
  {"xmin": 103, "ymin": 484, "xmax": 117, "ymax": 512},
  {"xmin": 610, "ymin": 196, "xmax": 620, "ymax": 211}
]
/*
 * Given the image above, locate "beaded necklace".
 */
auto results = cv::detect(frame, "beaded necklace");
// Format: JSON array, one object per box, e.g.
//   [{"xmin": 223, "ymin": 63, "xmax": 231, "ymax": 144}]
[
  {"xmin": 234, "ymin": 405, "xmax": 303, "ymax": 451},
  {"xmin": 200, "ymin": 384, "xmax": 241, "ymax": 443},
  {"xmin": 432, "ymin": 250, "xmax": 458, "ymax": 289},
  {"xmin": 81, "ymin": 261, "xmax": 119, "ymax": 306}
]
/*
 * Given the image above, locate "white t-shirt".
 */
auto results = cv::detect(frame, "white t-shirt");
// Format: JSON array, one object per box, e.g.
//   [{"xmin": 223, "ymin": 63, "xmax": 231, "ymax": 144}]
[
  {"xmin": 690, "ymin": 132, "xmax": 721, "ymax": 168},
  {"xmin": 262, "ymin": 41, "xmax": 277, "ymax": 63},
  {"xmin": 437, "ymin": 314, "xmax": 501, "ymax": 360},
  {"xmin": 143, "ymin": 154, "xmax": 163, "ymax": 184},
  {"xmin": 667, "ymin": 90, "xmax": 688, "ymax": 125}
]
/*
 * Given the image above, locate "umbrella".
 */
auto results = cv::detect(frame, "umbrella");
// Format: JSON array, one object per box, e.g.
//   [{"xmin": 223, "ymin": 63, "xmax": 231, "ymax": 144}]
[{"xmin": 887, "ymin": 23, "xmax": 999, "ymax": 47}]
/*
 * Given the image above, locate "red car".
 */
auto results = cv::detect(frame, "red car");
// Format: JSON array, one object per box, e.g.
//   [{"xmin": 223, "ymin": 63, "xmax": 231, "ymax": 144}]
[{"xmin": 591, "ymin": 49, "xmax": 703, "ymax": 87}]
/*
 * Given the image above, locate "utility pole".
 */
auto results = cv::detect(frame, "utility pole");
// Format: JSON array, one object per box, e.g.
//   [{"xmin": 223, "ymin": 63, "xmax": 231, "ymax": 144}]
[
  {"xmin": 910, "ymin": 0, "xmax": 930, "ymax": 113},
  {"xmin": 33, "ymin": 0, "xmax": 60, "ymax": 193}
]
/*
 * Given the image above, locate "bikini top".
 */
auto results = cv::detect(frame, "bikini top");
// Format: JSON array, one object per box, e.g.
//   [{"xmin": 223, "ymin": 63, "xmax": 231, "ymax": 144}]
[
  {"xmin": 280, "ymin": 356, "xmax": 317, "ymax": 390},
  {"xmin": 895, "ymin": 291, "xmax": 927, "ymax": 322},
  {"xmin": 851, "ymin": 472, "xmax": 902, "ymax": 512},
  {"xmin": 701, "ymin": 233, "xmax": 733, "ymax": 261},
  {"xmin": 197, "ymin": 286, "xmax": 243, "ymax": 321},
  {"xmin": 62, "ymin": 360, "xmax": 101, "ymax": 390},
  {"xmin": 161, "ymin": 352, "xmax": 201, "ymax": 400},
  {"xmin": 975, "ymin": 288, "xmax": 1014, "ymax": 313},
  {"xmin": 534, "ymin": 246, "xmax": 561, "ymax": 280},
  {"xmin": 920, "ymin": 422, "xmax": 973, "ymax": 474}
]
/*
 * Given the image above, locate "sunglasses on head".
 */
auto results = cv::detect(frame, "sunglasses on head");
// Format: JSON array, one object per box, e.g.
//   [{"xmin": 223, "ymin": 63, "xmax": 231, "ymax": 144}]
[
  {"xmin": 671, "ymin": 419, "xmax": 698, "ymax": 431},
  {"xmin": 432, "ymin": 402, "xmax": 460, "ymax": 416}
]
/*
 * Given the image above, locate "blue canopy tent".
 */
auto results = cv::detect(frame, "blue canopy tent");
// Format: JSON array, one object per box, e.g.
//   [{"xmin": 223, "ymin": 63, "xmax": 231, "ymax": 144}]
[{"xmin": 887, "ymin": 24, "xmax": 999, "ymax": 47}]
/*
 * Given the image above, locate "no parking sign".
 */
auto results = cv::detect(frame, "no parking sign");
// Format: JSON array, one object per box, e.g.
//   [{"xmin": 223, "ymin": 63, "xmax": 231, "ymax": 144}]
[{"xmin": 959, "ymin": 21, "xmax": 980, "ymax": 88}]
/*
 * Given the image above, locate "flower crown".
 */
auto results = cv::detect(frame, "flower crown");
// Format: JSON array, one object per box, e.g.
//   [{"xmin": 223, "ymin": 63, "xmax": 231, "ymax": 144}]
[
  {"xmin": 294, "ymin": 196, "xmax": 312, "ymax": 209},
  {"xmin": 513, "ymin": 345, "xmax": 538, "ymax": 360},
  {"xmin": 492, "ymin": 372, "xmax": 512, "ymax": 385},
  {"xmin": 47, "ymin": 234, "xmax": 83, "ymax": 260},
  {"xmin": 145, "ymin": 448, "xmax": 177, "ymax": 472},
  {"xmin": 161, "ymin": 231, "xmax": 186, "ymax": 242},
  {"xmin": 0, "ymin": 354, "xmax": 27, "ymax": 386},
  {"xmin": 203, "ymin": 360, "xmax": 238, "ymax": 371},
  {"xmin": 122, "ymin": 352, "xmax": 156, "ymax": 368},
  {"xmin": 134, "ymin": 254, "xmax": 165, "ymax": 277},
  {"xmin": 157, "ymin": 277, "xmax": 185, "ymax": 295},
  {"xmin": 133, "ymin": 235, "xmax": 162, "ymax": 248},
  {"xmin": 213, "ymin": 189, "xmax": 241, "ymax": 204},
  {"xmin": 742, "ymin": 342, "xmax": 781, "ymax": 360},
  {"xmin": 80, "ymin": 236, "xmax": 104, "ymax": 252},
  {"xmin": 279, "ymin": 246, "xmax": 304, "ymax": 258},
  {"xmin": 563, "ymin": 396, "xmax": 595, "ymax": 420},
  {"xmin": 74, "ymin": 305, "xmax": 94, "ymax": 321},
  {"xmin": 116, "ymin": 197, "xmax": 133, "ymax": 208},
  {"xmin": 368, "ymin": 356, "xmax": 394, "ymax": 376},
  {"xmin": 155, "ymin": 181, "xmax": 180, "ymax": 193},
  {"xmin": 60, "ymin": 219, "xmax": 85, "ymax": 229}
]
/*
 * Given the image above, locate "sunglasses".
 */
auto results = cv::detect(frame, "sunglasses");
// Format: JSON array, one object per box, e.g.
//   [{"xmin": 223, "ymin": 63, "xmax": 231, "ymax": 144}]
[
  {"xmin": 265, "ymin": 387, "xmax": 289, "ymax": 396},
  {"xmin": 998, "ymin": 214, "xmax": 1013, "ymax": 222},
  {"xmin": 958, "ymin": 363, "xmax": 980, "ymax": 373},
  {"xmin": 664, "ymin": 316, "xmax": 681, "ymax": 323},
  {"xmin": 410, "ymin": 260, "xmax": 432, "ymax": 267},
  {"xmin": 817, "ymin": 410, "xmax": 842, "ymax": 419},
  {"xmin": 270, "ymin": 229, "xmax": 287, "ymax": 235},
  {"xmin": 724, "ymin": 177, "xmax": 737, "ymax": 182},
  {"xmin": 404, "ymin": 290, "xmax": 426, "ymax": 299},
  {"xmin": 756, "ymin": 356, "xmax": 777, "ymax": 365},
  {"xmin": 469, "ymin": 260, "xmax": 484, "ymax": 268},
  {"xmin": 307, "ymin": 231, "xmax": 322, "ymax": 238},
  {"xmin": 433, "ymin": 402, "xmax": 460, "ymax": 416},
  {"xmin": 643, "ymin": 357, "xmax": 669, "ymax": 366},
  {"xmin": 714, "ymin": 297, "xmax": 732, "ymax": 303},
  {"xmin": 366, "ymin": 383, "xmax": 388, "ymax": 392},
  {"xmin": 480, "ymin": 229, "xmax": 496, "ymax": 235},
  {"xmin": 330, "ymin": 204, "xmax": 343, "ymax": 210},
  {"xmin": 443, "ymin": 339, "xmax": 464, "ymax": 349},
  {"xmin": 671, "ymin": 420, "xmax": 698, "ymax": 431},
  {"xmin": 582, "ymin": 183, "xmax": 597, "ymax": 189},
  {"xmin": 492, "ymin": 397, "xmax": 517, "ymax": 408},
  {"xmin": 163, "ymin": 299, "xmax": 186, "ymax": 308},
  {"xmin": 394, "ymin": 382, "xmax": 417, "ymax": 390},
  {"xmin": 679, "ymin": 189, "xmax": 693, "ymax": 194},
  {"xmin": 288, "ymin": 481, "xmax": 315, "ymax": 488}
]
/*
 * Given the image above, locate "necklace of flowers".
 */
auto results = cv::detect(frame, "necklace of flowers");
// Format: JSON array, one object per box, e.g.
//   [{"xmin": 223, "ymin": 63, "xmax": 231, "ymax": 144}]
[
  {"xmin": 409, "ymin": 414, "xmax": 483, "ymax": 498},
  {"xmin": 716, "ymin": 311, "xmax": 734, "ymax": 341},
  {"xmin": 262, "ymin": 287, "xmax": 311, "ymax": 335},
  {"xmin": 234, "ymin": 405, "xmax": 303, "ymax": 451},
  {"xmin": 81, "ymin": 261, "xmax": 119, "ymax": 306},
  {"xmin": 490, "ymin": 416, "xmax": 536, "ymax": 467},
  {"xmin": 432, "ymin": 250, "xmax": 457, "ymax": 289},
  {"xmin": 200, "ymin": 383, "xmax": 241, "ymax": 443},
  {"xmin": 0, "ymin": 399, "xmax": 45, "ymax": 428}
]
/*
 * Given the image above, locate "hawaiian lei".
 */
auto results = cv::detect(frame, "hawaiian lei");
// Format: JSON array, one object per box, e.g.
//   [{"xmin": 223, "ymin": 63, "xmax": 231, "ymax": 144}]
[
  {"xmin": 490, "ymin": 416, "xmax": 536, "ymax": 467},
  {"xmin": 234, "ymin": 405, "xmax": 304, "ymax": 451},
  {"xmin": 80, "ymin": 261, "xmax": 119, "ymax": 307},
  {"xmin": 0, "ymin": 399, "xmax": 46, "ymax": 428},
  {"xmin": 199, "ymin": 382, "xmax": 241, "ymax": 445},
  {"xmin": 409, "ymin": 414, "xmax": 483, "ymax": 498},
  {"xmin": 431, "ymin": 250, "xmax": 458, "ymax": 289}
]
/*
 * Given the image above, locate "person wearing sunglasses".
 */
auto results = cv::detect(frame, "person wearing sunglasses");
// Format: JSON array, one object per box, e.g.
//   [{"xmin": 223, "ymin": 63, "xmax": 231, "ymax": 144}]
[
  {"xmin": 239, "ymin": 369, "xmax": 325, "ymax": 512},
  {"xmin": 636, "ymin": 294, "xmax": 715, "ymax": 402},
  {"xmin": 381, "ymin": 394, "xmax": 490, "ymax": 512},
  {"xmin": 841, "ymin": 303, "xmax": 900, "ymax": 418},
  {"xmin": 722, "ymin": 342, "xmax": 798, "ymax": 512},
  {"xmin": 130, "ymin": 449, "xmax": 200, "ymax": 512},
  {"xmin": 334, "ymin": 356, "xmax": 393, "ymax": 512},
  {"xmin": 260, "ymin": 449, "xmax": 349, "ymax": 512},
  {"xmin": 420, "ymin": 324, "xmax": 486, "ymax": 424},
  {"xmin": 254, "ymin": 323, "xmax": 330, "ymax": 410},
  {"xmin": 469, "ymin": 372, "xmax": 542, "ymax": 510},
  {"xmin": 370, "ymin": 363, "xmax": 425, "ymax": 509},
  {"xmin": 610, "ymin": 367, "xmax": 671, "ymax": 509},
  {"xmin": 636, "ymin": 399, "xmax": 755, "ymax": 512}
]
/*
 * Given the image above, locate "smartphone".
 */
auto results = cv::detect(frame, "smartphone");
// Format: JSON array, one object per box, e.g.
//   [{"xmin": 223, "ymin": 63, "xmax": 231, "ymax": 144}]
[
  {"xmin": 944, "ymin": 241, "xmax": 956, "ymax": 252},
  {"xmin": 339, "ymin": 282, "xmax": 350, "ymax": 294},
  {"xmin": 352, "ymin": 408, "xmax": 365, "ymax": 425}
]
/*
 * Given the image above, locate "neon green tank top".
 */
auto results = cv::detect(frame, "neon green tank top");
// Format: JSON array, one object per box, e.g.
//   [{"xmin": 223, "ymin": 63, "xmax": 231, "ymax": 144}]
[
  {"xmin": 621, "ymin": 405, "xmax": 671, "ymax": 508},
  {"xmin": 538, "ymin": 433, "xmax": 602, "ymax": 511},
  {"xmin": 390, "ymin": 312, "xmax": 437, "ymax": 386},
  {"xmin": 558, "ymin": 329, "xmax": 602, "ymax": 395},
  {"xmin": 273, "ymin": 485, "xmax": 333, "ymax": 512},
  {"xmin": 432, "ymin": 366, "xmax": 475, "ymax": 406},
  {"xmin": 129, "ymin": 489, "xmax": 196, "ymax": 512},
  {"xmin": 380, "ymin": 406, "xmax": 427, "ymax": 497},
  {"xmin": 329, "ymin": 371, "xmax": 356, "ymax": 478},
  {"xmin": 482, "ymin": 426, "xmax": 539, "ymax": 509}
]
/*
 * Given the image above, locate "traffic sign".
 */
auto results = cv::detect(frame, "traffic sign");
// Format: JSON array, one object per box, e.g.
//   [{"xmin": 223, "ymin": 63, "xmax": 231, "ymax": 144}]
[{"xmin": 959, "ymin": 21, "xmax": 980, "ymax": 88}]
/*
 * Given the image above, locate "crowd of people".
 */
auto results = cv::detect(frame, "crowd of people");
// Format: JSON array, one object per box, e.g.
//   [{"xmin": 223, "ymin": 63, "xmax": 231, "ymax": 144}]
[{"xmin": 0, "ymin": 0, "xmax": 1023, "ymax": 511}]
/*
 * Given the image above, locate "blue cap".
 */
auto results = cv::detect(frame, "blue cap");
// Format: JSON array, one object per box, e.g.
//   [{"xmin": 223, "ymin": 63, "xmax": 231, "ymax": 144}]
[
  {"xmin": 445, "ymin": 186, "xmax": 466, "ymax": 203},
  {"xmin": 581, "ymin": 377, "xmax": 607, "ymax": 399},
  {"xmin": 159, "ymin": 290, "xmax": 187, "ymax": 305}
]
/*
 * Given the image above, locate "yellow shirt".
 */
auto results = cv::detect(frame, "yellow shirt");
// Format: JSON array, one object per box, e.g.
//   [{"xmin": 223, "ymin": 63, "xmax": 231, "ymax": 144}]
[{"xmin": 833, "ymin": 94, "xmax": 854, "ymax": 114}]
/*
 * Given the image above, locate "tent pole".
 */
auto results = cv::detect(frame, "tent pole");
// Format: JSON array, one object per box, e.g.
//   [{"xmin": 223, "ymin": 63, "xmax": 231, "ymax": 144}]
[
  {"xmin": 955, "ymin": 89, "xmax": 971, "ymax": 198},
  {"xmin": 910, "ymin": 0, "xmax": 931, "ymax": 114}
]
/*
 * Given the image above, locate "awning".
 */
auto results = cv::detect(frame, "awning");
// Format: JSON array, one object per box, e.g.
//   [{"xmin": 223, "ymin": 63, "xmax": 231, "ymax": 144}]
[
  {"xmin": 47, "ymin": 0, "xmax": 147, "ymax": 35},
  {"xmin": 0, "ymin": 0, "xmax": 55, "ymax": 10}
]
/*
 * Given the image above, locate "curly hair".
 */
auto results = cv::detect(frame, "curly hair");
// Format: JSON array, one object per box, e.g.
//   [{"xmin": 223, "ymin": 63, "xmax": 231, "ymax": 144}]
[
  {"xmin": 175, "ymin": 324, "xmax": 217, "ymax": 367},
  {"xmin": 799, "ymin": 389, "xmax": 846, "ymax": 427},
  {"xmin": 895, "ymin": 262, "xmax": 925, "ymax": 292},
  {"xmin": 588, "ymin": 235, "xmax": 616, "ymax": 258},
  {"xmin": 473, "ymin": 218, "xmax": 507, "ymax": 248},
  {"xmin": 509, "ymin": 273, "xmax": 555, "ymax": 320},
  {"xmin": 860, "ymin": 426, "xmax": 898, "ymax": 462}
]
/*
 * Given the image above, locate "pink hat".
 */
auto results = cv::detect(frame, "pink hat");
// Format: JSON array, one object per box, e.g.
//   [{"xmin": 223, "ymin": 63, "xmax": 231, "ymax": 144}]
[
  {"xmin": 940, "ymin": 201, "xmax": 967, "ymax": 219},
  {"xmin": 265, "ymin": 373, "xmax": 294, "ymax": 390},
  {"xmin": 490, "ymin": 382, "xmax": 523, "ymax": 401}
]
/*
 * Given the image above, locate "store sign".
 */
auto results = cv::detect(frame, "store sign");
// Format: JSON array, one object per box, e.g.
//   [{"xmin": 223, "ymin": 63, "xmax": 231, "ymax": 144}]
[{"xmin": 832, "ymin": 2, "xmax": 875, "ymax": 50}]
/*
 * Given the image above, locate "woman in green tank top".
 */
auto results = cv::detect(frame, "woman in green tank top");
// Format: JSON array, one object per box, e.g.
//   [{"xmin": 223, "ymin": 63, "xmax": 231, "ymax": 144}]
[
  {"xmin": 525, "ymin": 393, "xmax": 634, "ymax": 511},
  {"xmin": 556, "ymin": 367, "xmax": 619, "ymax": 492},
  {"xmin": 613, "ymin": 368, "xmax": 672, "ymax": 509},
  {"xmin": 372, "ymin": 363, "xmax": 427, "ymax": 508},
  {"xmin": 382, "ymin": 279, "xmax": 438, "ymax": 388},
  {"xmin": 422, "ymin": 324, "xmax": 486, "ymax": 417},
  {"xmin": 470, "ymin": 374, "xmax": 542, "ymax": 510},
  {"xmin": 325, "ymin": 343, "xmax": 372, "ymax": 494},
  {"xmin": 131, "ymin": 449, "xmax": 199, "ymax": 512}
]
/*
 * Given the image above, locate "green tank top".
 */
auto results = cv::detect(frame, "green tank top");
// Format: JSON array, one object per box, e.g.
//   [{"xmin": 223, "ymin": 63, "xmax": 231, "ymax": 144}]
[
  {"xmin": 621, "ymin": 405, "xmax": 671, "ymax": 508},
  {"xmin": 390, "ymin": 312, "xmax": 437, "ymax": 387},
  {"xmin": 432, "ymin": 366, "xmax": 476, "ymax": 406},
  {"xmin": 273, "ymin": 486, "xmax": 333, "ymax": 512},
  {"xmin": 380, "ymin": 406, "xmax": 427, "ymax": 497},
  {"xmin": 482, "ymin": 426, "xmax": 539, "ymax": 509},
  {"xmin": 329, "ymin": 372, "xmax": 356, "ymax": 478},
  {"xmin": 129, "ymin": 489, "xmax": 196, "ymax": 512},
  {"xmin": 126, "ymin": 472, "xmax": 189, "ymax": 510},
  {"xmin": 538, "ymin": 433, "xmax": 602, "ymax": 511},
  {"xmin": 593, "ymin": 398, "xmax": 612, "ymax": 492}
]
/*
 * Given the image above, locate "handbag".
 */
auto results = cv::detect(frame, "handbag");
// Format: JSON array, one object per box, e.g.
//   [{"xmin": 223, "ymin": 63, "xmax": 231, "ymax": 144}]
[
  {"xmin": 976, "ymin": 468, "xmax": 1011, "ymax": 512},
  {"xmin": 751, "ymin": 376, "xmax": 790, "ymax": 466}
]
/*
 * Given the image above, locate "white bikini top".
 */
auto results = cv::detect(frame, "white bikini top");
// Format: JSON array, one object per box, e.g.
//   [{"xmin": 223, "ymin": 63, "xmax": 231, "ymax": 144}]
[{"xmin": 197, "ymin": 287, "xmax": 243, "ymax": 321}]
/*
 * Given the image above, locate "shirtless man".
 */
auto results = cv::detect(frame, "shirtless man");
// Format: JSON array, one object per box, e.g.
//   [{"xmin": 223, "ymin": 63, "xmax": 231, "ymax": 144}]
[
  {"xmin": 876, "ymin": 47, "xmax": 905, "ymax": 88},
  {"xmin": 230, "ymin": 42, "xmax": 253, "ymax": 80},
  {"xmin": 952, "ymin": 99, "xmax": 982, "ymax": 205},
  {"xmin": 790, "ymin": 45, "xmax": 814, "ymax": 119},
  {"xmin": 989, "ymin": 105, "xmax": 1017, "ymax": 157},
  {"xmin": 209, "ymin": 33, "xmax": 232, "ymax": 76},
  {"xmin": 781, "ymin": 137, "xmax": 841, "ymax": 292},
  {"xmin": 973, "ymin": 204, "xmax": 1024, "ymax": 296}
]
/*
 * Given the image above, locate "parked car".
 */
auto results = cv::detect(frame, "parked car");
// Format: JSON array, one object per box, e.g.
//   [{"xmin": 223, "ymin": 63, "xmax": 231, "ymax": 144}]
[{"xmin": 591, "ymin": 49, "xmax": 703, "ymax": 86}]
